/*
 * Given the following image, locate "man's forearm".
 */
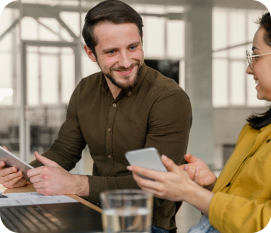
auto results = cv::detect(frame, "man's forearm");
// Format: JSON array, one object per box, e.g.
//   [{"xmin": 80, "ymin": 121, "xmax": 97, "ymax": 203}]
[{"xmin": 73, "ymin": 175, "xmax": 89, "ymax": 197}]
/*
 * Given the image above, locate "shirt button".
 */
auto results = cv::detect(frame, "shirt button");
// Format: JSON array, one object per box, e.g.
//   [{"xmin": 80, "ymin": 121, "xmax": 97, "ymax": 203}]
[
  {"xmin": 108, "ymin": 155, "xmax": 112, "ymax": 158},
  {"xmin": 96, "ymin": 202, "xmax": 100, "ymax": 206},
  {"xmin": 128, "ymin": 91, "xmax": 131, "ymax": 96},
  {"xmin": 267, "ymin": 139, "xmax": 271, "ymax": 143},
  {"xmin": 108, "ymin": 128, "xmax": 111, "ymax": 132},
  {"xmin": 113, "ymin": 103, "xmax": 116, "ymax": 107}
]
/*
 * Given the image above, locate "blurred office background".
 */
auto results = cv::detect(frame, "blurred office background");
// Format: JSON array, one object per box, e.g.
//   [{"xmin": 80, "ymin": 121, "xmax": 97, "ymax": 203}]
[{"xmin": 0, "ymin": 0, "xmax": 267, "ymax": 231}]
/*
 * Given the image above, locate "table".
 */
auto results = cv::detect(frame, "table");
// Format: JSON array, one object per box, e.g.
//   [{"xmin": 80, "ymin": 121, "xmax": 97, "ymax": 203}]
[
  {"xmin": 3, "ymin": 184, "xmax": 102, "ymax": 213},
  {"xmin": 1, "ymin": 184, "xmax": 103, "ymax": 233}
]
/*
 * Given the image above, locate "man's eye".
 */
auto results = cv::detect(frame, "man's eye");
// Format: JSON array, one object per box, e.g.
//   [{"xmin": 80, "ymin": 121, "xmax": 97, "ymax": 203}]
[
  {"xmin": 108, "ymin": 50, "xmax": 115, "ymax": 54},
  {"xmin": 130, "ymin": 45, "xmax": 137, "ymax": 50}
]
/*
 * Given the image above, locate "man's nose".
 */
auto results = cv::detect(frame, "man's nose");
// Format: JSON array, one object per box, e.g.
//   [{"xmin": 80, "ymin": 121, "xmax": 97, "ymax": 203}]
[{"xmin": 119, "ymin": 51, "xmax": 132, "ymax": 68}]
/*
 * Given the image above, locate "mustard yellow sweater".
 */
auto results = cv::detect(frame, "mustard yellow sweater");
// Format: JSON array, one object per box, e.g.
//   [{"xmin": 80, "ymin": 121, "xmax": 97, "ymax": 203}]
[{"xmin": 209, "ymin": 123, "xmax": 271, "ymax": 232}]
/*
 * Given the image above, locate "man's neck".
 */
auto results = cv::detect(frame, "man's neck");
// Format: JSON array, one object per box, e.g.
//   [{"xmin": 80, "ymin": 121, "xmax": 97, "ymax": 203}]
[{"xmin": 104, "ymin": 77, "xmax": 121, "ymax": 99}]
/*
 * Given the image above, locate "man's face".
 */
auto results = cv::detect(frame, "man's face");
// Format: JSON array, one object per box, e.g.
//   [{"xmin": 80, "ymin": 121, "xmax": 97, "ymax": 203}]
[{"xmin": 88, "ymin": 22, "xmax": 144, "ymax": 91}]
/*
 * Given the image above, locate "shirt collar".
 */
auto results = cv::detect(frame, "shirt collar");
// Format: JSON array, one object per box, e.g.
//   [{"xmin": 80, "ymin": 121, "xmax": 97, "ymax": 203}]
[{"xmin": 260, "ymin": 123, "xmax": 271, "ymax": 132}]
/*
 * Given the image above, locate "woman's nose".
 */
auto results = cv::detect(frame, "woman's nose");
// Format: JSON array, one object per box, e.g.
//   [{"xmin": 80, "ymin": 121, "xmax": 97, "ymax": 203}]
[{"xmin": 246, "ymin": 65, "xmax": 253, "ymax": 75}]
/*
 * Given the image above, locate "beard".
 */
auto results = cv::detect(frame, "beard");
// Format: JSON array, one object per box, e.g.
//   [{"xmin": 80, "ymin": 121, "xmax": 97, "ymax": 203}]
[{"xmin": 102, "ymin": 61, "xmax": 142, "ymax": 92}]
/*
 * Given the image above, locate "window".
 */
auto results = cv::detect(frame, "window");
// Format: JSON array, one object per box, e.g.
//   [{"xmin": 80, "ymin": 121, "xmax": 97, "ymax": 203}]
[{"xmin": 212, "ymin": 8, "xmax": 267, "ymax": 107}]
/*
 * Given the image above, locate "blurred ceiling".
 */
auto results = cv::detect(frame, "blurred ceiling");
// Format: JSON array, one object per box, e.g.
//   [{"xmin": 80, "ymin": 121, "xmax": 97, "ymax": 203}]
[{"xmin": 6, "ymin": 0, "xmax": 267, "ymax": 10}]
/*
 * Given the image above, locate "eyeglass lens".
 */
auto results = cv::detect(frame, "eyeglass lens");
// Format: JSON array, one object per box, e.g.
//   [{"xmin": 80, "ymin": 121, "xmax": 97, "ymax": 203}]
[{"xmin": 246, "ymin": 50, "xmax": 253, "ymax": 70}]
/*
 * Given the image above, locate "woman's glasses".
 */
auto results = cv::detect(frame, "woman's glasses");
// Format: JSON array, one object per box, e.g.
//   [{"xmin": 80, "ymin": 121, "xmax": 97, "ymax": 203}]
[{"xmin": 246, "ymin": 50, "xmax": 271, "ymax": 71}]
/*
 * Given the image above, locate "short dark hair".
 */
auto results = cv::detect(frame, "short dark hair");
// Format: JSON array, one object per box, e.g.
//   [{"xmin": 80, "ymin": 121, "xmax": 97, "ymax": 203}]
[
  {"xmin": 257, "ymin": 12, "xmax": 271, "ymax": 47},
  {"xmin": 247, "ymin": 13, "xmax": 271, "ymax": 129},
  {"xmin": 82, "ymin": 0, "xmax": 144, "ymax": 58}
]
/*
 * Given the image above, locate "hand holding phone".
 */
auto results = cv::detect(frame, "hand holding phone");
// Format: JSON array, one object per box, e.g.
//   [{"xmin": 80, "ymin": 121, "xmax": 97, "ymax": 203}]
[{"xmin": 125, "ymin": 147, "xmax": 167, "ymax": 173}]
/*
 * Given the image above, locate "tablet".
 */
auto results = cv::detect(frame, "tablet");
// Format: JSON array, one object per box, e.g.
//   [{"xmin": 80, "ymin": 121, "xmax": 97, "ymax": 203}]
[
  {"xmin": 125, "ymin": 147, "xmax": 167, "ymax": 172},
  {"xmin": 0, "ymin": 146, "xmax": 33, "ymax": 182}
]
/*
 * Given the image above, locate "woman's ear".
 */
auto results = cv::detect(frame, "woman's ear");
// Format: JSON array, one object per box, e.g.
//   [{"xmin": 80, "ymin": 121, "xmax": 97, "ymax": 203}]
[{"xmin": 84, "ymin": 45, "xmax": 97, "ymax": 62}]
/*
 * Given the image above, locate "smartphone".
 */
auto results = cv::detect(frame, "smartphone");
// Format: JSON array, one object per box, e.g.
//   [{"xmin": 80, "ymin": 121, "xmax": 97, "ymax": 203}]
[
  {"xmin": 0, "ymin": 146, "xmax": 33, "ymax": 182},
  {"xmin": 125, "ymin": 147, "xmax": 167, "ymax": 172}
]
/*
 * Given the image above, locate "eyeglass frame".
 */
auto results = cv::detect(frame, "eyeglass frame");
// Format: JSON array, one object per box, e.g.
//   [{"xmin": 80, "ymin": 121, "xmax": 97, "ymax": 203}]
[{"xmin": 246, "ymin": 50, "xmax": 271, "ymax": 71}]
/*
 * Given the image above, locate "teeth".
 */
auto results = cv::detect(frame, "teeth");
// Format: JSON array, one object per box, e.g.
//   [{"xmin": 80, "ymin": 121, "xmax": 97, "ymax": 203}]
[{"xmin": 255, "ymin": 80, "xmax": 259, "ymax": 84}]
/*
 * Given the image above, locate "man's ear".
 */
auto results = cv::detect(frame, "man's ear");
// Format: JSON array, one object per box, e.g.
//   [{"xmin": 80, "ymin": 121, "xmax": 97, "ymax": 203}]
[{"xmin": 84, "ymin": 45, "xmax": 97, "ymax": 62}]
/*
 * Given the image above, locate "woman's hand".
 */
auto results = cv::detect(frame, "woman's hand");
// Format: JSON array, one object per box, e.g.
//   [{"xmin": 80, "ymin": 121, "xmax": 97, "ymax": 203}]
[
  {"xmin": 128, "ymin": 155, "xmax": 195, "ymax": 202},
  {"xmin": 127, "ymin": 155, "xmax": 214, "ymax": 216},
  {"xmin": 180, "ymin": 153, "xmax": 217, "ymax": 190}
]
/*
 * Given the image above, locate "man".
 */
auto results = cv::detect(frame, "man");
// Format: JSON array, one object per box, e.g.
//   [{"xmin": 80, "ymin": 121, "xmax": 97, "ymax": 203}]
[{"xmin": 0, "ymin": 1, "xmax": 192, "ymax": 232}]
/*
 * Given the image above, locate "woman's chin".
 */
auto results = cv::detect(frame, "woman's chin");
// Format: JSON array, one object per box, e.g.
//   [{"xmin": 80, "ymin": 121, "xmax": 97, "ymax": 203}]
[{"xmin": 256, "ymin": 94, "xmax": 269, "ymax": 101}]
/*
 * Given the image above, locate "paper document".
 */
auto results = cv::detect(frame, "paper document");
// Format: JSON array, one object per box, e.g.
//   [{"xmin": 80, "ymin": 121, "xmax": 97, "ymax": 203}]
[{"xmin": 0, "ymin": 192, "xmax": 78, "ymax": 207}]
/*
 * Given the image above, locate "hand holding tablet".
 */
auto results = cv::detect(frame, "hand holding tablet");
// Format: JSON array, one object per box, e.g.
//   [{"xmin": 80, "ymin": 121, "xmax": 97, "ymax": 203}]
[{"xmin": 0, "ymin": 146, "xmax": 33, "ymax": 184}]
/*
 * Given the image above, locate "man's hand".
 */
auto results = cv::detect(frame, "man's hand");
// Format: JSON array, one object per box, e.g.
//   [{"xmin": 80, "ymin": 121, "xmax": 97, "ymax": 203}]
[
  {"xmin": 0, "ymin": 146, "xmax": 29, "ymax": 189},
  {"xmin": 180, "ymin": 153, "xmax": 217, "ymax": 190},
  {"xmin": 27, "ymin": 152, "xmax": 89, "ymax": 197}
]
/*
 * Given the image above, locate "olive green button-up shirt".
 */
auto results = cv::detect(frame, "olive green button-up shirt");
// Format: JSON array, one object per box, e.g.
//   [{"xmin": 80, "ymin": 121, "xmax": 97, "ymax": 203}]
[{"xmin": 30, "ymin": 63, "xmax": 192, "ymax": 230}]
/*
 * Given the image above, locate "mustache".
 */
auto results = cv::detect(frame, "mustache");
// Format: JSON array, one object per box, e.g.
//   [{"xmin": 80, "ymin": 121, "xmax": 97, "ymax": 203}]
[{"xmin": 110, "ymin": 62, "xmax": 139, "ymax": 72}]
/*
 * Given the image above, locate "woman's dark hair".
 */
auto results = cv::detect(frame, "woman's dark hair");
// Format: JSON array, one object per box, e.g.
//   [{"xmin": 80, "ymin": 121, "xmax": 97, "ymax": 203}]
[
  {"xmin": 247, "ymin": 13, "xmax": 271, "ymax": 129},
  {"xmin": 82, "ymin": 0, "xmax": 143, "ymax": 58}
]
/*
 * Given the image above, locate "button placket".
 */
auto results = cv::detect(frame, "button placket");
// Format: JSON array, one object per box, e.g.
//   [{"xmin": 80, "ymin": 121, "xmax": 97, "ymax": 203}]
[{"xmin": 105, "ymin": 100, "xmax": 120, "ymax": 168}]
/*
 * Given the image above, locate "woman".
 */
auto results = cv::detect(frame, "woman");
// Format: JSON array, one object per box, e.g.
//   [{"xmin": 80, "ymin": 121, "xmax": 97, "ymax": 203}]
[{"xmin": 127, "ymin": 12, "xmax": 271, "ymax": 233}]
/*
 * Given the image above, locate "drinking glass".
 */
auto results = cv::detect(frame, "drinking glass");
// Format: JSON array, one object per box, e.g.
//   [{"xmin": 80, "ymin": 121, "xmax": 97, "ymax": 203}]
[{"xmin": 100, "ymin": 189, "xmax": 153, "ymax": 233}]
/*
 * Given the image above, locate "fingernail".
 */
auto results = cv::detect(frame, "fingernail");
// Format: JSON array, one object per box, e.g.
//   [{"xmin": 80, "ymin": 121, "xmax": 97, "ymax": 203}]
[
  {"xmin": 195, "ymin": 166, "xmax": 199, "ymax": 172},
  {"xmin": 162, "ymin": 155, "xmax": 168, "ymax": 161},
  {"xmin": 184, "ymin": 165, "xmax": 187, "ymax": 171},
  {"xmin": 127, "ymin": 166, "xmax": 133, "ymax": 171}
]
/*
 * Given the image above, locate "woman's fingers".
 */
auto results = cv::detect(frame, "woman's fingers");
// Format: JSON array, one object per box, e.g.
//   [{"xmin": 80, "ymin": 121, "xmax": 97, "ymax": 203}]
[
  {"xmin": 133, "ymin": 166, "xmax": 158, "ymax": 185},
  {"xmin": 193, "ymin": 166, "xmax": 200, "ymax": 185},
  {"xmin": 132, "ymin": 171, "xmax": 166, "ymax": 192},
  {"xmin": 161, "ymin": 155, "xmax": 181, "ymax": 173},
  {"xmin": 184, "ymin": 153, "xmax": 198, "ymax": 163},
  {"xmin": 138, "ymin": 186, "xmax": 164, "ymax": 199},
  {"xmin": 129, "ymin": 166, "xmax": 162, "ymax": 181}
]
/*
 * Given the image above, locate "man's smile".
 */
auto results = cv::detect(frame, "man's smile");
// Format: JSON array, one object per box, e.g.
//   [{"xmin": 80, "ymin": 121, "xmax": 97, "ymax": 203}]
[{"xmin": 115, "ymin": 66, "xmax": 134, "ymax": 76}]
